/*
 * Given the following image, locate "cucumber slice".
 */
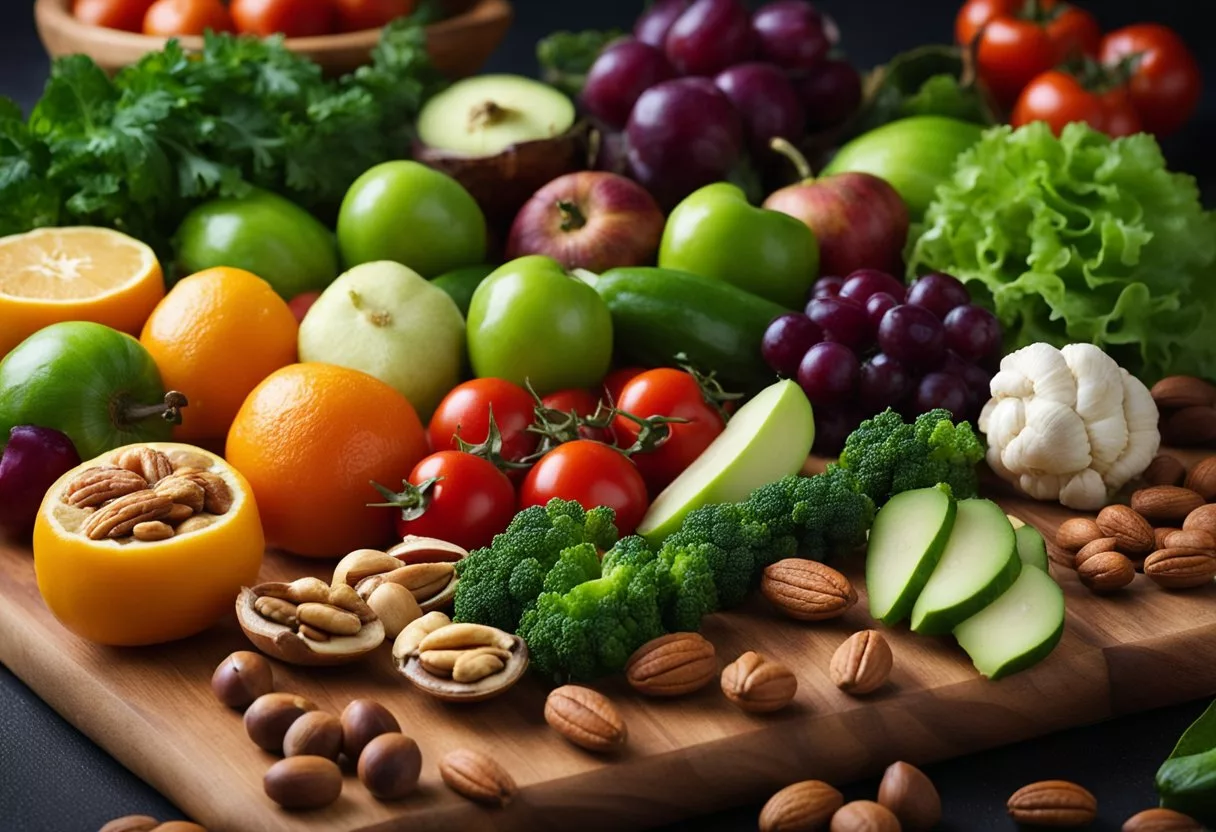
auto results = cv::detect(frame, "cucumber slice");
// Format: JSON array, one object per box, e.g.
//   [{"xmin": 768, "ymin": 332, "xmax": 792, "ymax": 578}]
[
  {"xmin": 911, "ymin": 499, "xmax": 1021, "ymax": 635},
  {"xmin": 953, "ymin": 564, "xmax": 1065, "ymax": 680},
  {"xmin": 866, "ymin": 486, "xmax": 956, "ymax": 626},
  {"xmin": 1014, "ymin": 524, "xmax": 1050, "ymax": 572}
]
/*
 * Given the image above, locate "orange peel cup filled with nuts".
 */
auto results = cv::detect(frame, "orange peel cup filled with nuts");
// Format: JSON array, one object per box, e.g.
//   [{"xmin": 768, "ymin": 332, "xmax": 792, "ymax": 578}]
[{"xmin": 32, "ymin": 442, "xmax": 264, "ymax": 646}]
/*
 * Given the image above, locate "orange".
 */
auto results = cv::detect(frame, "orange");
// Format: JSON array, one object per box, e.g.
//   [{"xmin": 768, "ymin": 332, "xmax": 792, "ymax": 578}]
[
  {"xmin": 0, "ymin": 226, "xmax": 165, "ymax": 359},
  {"xmin": 34, "ymin": 442, "xmax": 264, "ymax": 646},
  {"xmin": 141, "ymin": 267, "xmax": 298, "ymax": 442},
  {"xmin": 226, "ymin": 363, "xmax": 428, "ymax": 557}
]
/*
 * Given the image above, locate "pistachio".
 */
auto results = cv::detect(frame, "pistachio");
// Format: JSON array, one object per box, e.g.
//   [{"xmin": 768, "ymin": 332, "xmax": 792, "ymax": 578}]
[
  {"xmin": 392, "ymin": 611, "xmax": 452, "ymax": 660},
  {"xmin": 398, "ymin": 630, "xmax": 529, "ymax": 703},
  {"xmin": 263, "ymin": 755, "xmax": 342, "ymax": 810},
  {"xmin": 210, "ymin": 651, "xmax": 274, "ymax": 710},
  {"xmin": 387, "ymin": 535, "xmax": 469, "ymax": 564},
  {"xmin": 282, "ymin": 711, "xmax": 343, "ymax": 760},
  {"xmin": 358, "ymin": 733, "xmax": 423, "ymax": 801},
  {"xmin": 340, "ymin": 699, "xmax": 400, "ymax": 761},
  {"xmin": 243, "ymin": 692, "xmax": 316, "ymax": 753}
]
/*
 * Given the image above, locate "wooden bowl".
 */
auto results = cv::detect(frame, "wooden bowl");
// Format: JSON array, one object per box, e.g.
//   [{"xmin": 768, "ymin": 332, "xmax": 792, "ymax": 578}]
[{"xmin": 34, "ymin": 0, "xmax": 513, "ymax": 78}]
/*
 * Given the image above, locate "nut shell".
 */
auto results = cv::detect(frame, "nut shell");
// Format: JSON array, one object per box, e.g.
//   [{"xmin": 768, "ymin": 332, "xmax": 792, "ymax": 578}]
[
  {"xmin": 877, "ymin": 761, "xmax": 941, "ymax": 832},
  {"xmin": 760, "ymin": 558, "xmax": 857, "ymax": 621},
  {"xmin": 235, "ymin": 587, "xmax": 384, "ymax": 667},
  {"xmin": 243, "ymin": 692, "xmax": 316, "ymax": 753},
  {"xmin": 759, "ymin": 780, "xmax": 844, "ymax": 832},
  {"xmin": 830, "ymin": 630, "xmax": 893, "ymax": 696},
  {"xmin": 398, "ymin": 633, "xmax": 529, "ymax": 702},
  {"xmin": 263, "ymin": 755, "xmax": 342, "ymax": 810},
  {"xmin": 439, "ymin": 748, "xmax": 516, "ymax": 807},
  {"xmin": 544, "ymin": 685, "xmax": 628, "ymax": 753},
  {"xmin": 358, "ymin": 732, "xmax": 423, "ymax": 801},
  {"xmin": 720, "ymin": 651, "xmax": 797, "ymax": 714},
  {"xmin": 625, "ymin": 632, "xmax": 718, "ymax": 697},
  {"xmin": 830, "ymin": 800, "xmax": 901, "ymax": 832},
  {"xmin": 1096, "ymin": 505, "xmax": 1155, "ymax": 554},
  {"xmin": 210, "ymin": 651, "xmax": 274, "ymax": 710},
  {"xmin": 1007, "ymin": 780, "xmax": 1097, "ymax": 826},
  {"xmin": 341, "ymin": 699, "xmax": 401, "ymax": 761},
  {"xmin": 1077, "ymin": 551, "xmax": 1136, "ymax": 593},
  {"xmin": 1122, "ymin": 807, "xmax": 1204, "ymax": 831},
  {"xmin": 282, "ymin": 711, "xmax": 343, "ymax": 760}
]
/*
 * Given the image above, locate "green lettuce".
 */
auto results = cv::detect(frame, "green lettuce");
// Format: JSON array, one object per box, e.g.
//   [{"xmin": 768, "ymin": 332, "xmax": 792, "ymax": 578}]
[{"xmin": 906, "ymin": 121, "xmax": 1216, "ymax": 384}]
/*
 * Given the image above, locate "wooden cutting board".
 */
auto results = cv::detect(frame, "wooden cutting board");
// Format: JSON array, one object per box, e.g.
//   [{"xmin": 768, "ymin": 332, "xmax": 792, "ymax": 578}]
[{"xmin": 3, "ymin": 459, "xmax": 1216, "ymax": 832}]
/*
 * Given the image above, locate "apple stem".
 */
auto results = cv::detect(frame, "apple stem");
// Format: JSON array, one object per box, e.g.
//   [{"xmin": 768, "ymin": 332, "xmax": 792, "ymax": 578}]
[
  {"xmin": 769, "ymin": 137, "xmax": 814, "ymax": 182},
  {"xmin": 468, "ymin": 100, "xmax": 513, "ymax": 130},
  {"xmin": 557, "ymin": 200, "xmax": 587, "ymax": 232},
  {"xmin": 349, "ymin": 289, "xmax": 391, "ymax": 327},
  {"xmin": 119, "ymin": 391, "xmax": 189, "ymax": 428}
]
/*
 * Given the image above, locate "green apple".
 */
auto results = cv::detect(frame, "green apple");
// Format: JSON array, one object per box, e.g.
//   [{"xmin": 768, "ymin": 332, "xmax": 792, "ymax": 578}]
[
  {"xmin": 466, "ymin": 256, "xmax": 613, "ymax": 395},
  {"xmin": 658, "ymin": 183, "xmax": 818, "ymax": 309},
  {"xmin": 337, "ymin": 161, "xmax": 487, "ymax": 278},
  {"xmin": 637, "ymin": 380, "xmax": 815, "ymax": 545},
  {"xmin": 298, "ymin": 261, "xmax": 465, "ymax": 420}
]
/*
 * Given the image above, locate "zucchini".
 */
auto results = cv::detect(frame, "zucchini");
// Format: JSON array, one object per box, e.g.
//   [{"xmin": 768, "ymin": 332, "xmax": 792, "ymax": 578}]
[{"xmin": 583, "ymin": 267, "xmax": 789, "ymax": 391}]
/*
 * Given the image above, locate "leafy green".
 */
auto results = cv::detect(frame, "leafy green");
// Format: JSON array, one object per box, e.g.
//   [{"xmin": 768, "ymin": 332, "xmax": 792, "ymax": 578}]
[
  {"xmin": 1157, "ymin": 698, "xmax": 1216, "ymax": 821},
  {"xmin": 536, "ymin": 29, "xmax": 624, "ymax": 98},
  {"xmin": 906, "ymin": 121, "xmax": 1216, "ymax": 384},
  {"xmin": 0, "ymin": 17, "xmax": 444, "ymax": 259}
]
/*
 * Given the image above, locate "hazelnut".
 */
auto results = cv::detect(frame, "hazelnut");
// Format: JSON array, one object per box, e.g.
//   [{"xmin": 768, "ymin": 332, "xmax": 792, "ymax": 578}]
[
  {"xmin": 877, "ymin": 761, "xmax": 941, "ymax": 832},
  {"xmin": 341, "ymin": 699, "xmax": 400, "ymax": 760},
  {"xmin": 244, "ymin": 692, "xmax": 317, "ymax": 753},
  {"xmin": 210, "ymin": 651, "xmax": 274, "ymax": 710},
  {"xmin": 282, "ymin": 711, "xmax": 343, "ymax": 760},
  {"xmin": 98, "ymin": 817, "xmax": 160, "ymax": 832},
  {"xmin": 358, "ymin": 732, "xmax": 423, "ymax": 800},
  {"xmin": 263, "ymin": 755, "xmax": 342, "ymax": 810}
]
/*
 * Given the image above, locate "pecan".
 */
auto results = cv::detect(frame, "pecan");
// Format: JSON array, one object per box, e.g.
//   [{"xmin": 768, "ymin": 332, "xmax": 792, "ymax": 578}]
[
  {"xmin": 82, "ymin": 490, "xmax": 173, "ymax": 540},
  {"xmin": 63, "ymin": 466, "xmax": 148, "ymax": 508},
  {"xmin": 720, "ymin": 651, "xmax": 797, "ymax": 713},
  {"xmin": 625, "ymin": 632, "xmax": 718, "ymax": 697},
  {"xmin": 1144, "ymin": 548, "xmax": 1216, "ymax": 589},
  {"xmin": 760, "ymin": 558, "xmax": 857, "ymax": 621},
  {"xmin": 153, "ymin": 476, "xmax": 206, "ymax": 514},
  {"xmin": 439, "ymin": 748, "xmax": 516, "ymax": 807},
  {"xmin": 173, "ymin": 469, "xmax": 233, "ymax": 515},
  {"xmin": 132, "ymin": 521, "xmax": 174, "ymax": 542},
  {"xmin": 1007, "ymin": 780, "xmax": 1097, "ymax": 826},
  {"xmin": 830, "ymin": 630, "xmax": 893, "ymax": 696},
  {"xmin": 544, "ymin": 685, "xmax": 628, "ymax": 753},
  {"xmin": 114, "ymin": 447, "xmax": 174, "ymax": 485}
]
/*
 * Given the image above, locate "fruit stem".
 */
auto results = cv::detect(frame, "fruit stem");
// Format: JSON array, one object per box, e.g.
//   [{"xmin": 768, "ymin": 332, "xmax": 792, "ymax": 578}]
[
  {"xmin": 468, "ymin": 100, "xmax": 513, "ymax": 130},
  {"xmin": 557, "ymin": 200, "xmax": 587, "ymax": 232},
  {"xmin": 769, "ymin": 137, "xmax": 814, "ymax": 182},
  {"xmin": 368, "ymin": 477, "xmax": 440, "ymax": 521},
  {"xmin": 119, "ymin": 391, "xmax": 189, "ymax": 428},
  {"xmin": 349, "ymin": 289, "xmax": 391, "ymax": 327}
]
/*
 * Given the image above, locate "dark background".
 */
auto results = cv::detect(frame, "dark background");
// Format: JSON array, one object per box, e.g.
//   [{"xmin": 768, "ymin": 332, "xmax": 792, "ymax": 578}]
[{"xmin": 0, "ymin": 1, "xmax": 1213, "ymax": 830}]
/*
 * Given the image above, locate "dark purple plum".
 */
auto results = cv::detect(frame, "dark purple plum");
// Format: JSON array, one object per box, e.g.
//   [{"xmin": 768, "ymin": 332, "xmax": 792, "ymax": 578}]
[
  {"xmin": 635, "ymin": 0, "xmax": 692, "ymax": 47},
  {"xmin": 797, "ymin": 341, "xmax": 859, "ymax": 405},
  {"xmin": 859, "ymin": 353, "xmax": 913, "ymax": 413},
  {"xmin": 591, "ymin": 129, "xmax": 632, "ymax": 176},
  {"xmin": 864, "ymin": 291, "xmax": 899, "ymax": 334},
  {"xmin": 914, "ymin": 372, "xmax": 971, "ymax": 419},
  {"xmin": 751, "ymin": 0, "xmax": 832, "ymax": 71},
  {"xmin": 906, "ymin": 272, "xmax": 972, "ymax": 320},
  {"xmin": 797, "ymin": 58, "xmax": 864, "ymax": 129},
  {"xmin": 944, "ymin": 303, "xmax": 1003, "ymax": 362},
  {"xmin": 810, "ymin": 275, "xmax": 845, "ymax": 299},
  {"xmin": 713, "ymin": 62, "xmax": 805, "ymax": 154},
  {"xmin": 878, "ymin": 304, "xmax": 946, "ymax": 370},
  {"xmin": 0, "ymin": 426, "xmax": 81, "ymax": 541},
  {"xmin": 664, "ymin": 0, "xmax": 756, "ymax": 77},
  {"xmin": 811, "ymin": 406, "xmax": 861, "ymax": 456},
  {"xmin": 581, "ymin": 41, "xmax": 676, "ymax": 130},
  {"xmin": 839, "ymin": 268, "xmax": 907, "ymax": 304},
  {"xmin": 762, "ymin": 313, "xmax": 823, "ymax": 377},
  {"xmin": 805, "ymin": 296, "xmax": 870, "ymax": 350}
]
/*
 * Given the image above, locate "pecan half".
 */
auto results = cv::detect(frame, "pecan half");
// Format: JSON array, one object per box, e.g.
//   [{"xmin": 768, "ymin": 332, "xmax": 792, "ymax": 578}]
[
  {"xmin": 114, "ymin": 447, "xmax": 174, "ymax": 485},
  {"xmin": 153, "ymin": 476, "xmax": 206, "ymax": 514},
  {"xmin": 544, "ymin": 685, "xmax": 628, "ymax": 752},
  {"xmin": 1007, "ymin": 780, "xmax": 1096, "ymax": 826},
  {"xmin": 82, "ymin": 491, "xmax": 173, "ymax": 540},
  {"xmin": 439, "ymin": 748, "xmax": 516, "ymax": 807},
  {"xmin": 63, "ymin": 466, "xmax": 149, "ymax": 508},
  {"xmin": 172, "ymin": 468, "xmax": 233, "ymax": 515}
]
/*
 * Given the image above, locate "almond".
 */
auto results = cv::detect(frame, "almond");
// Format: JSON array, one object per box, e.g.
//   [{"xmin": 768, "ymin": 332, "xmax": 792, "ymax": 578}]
[
  {"xmin": 625, "ymin": 632, "xmax": 717, "ymax": 697},
  {"xmin": 1163, "ymin": 529, "xmax": 1215, "ymax": 551},
  {"xmin": 1143, "ymin": 454, "xmax": 1187, "ymax": 487},
  {"xmin": 1077, "ymin": 551, "xmax": 1135, "ymax": 593},
  {"xmin": 830, "ymin": 800, "xmax": 901, "ymax": 832},
  {"xmin": 1152, "ymin": 375, "xmax": 1216, "ymax": 409},
  {"xmin": 1055, "ymin": 517, "xmax": 1103, "ymax": 552},
  {"xmin": 1165, "ymin": 406, "xmax": 1216, "ymax": 447},
  {"xmin": 1184, "ymin": 504, "xmax": 1216, "ymax": 537},
  {"xmin": 1074, "ymin": 537, "xmax": 1119, "ymax": 568},
  {"xmin": 1131, "ymin": 486, "xmax": 1206, "ymax": 524},
  {"xmin": 1096, "ymin": 505, "xmax": 1155, "ymax": 554},
  {"xmin": 544, "ymin": 685, "xmax": 627, "ymax": 753},
  {"xmin": 1156, "ymin": 527, "xmax": 1182, "ymax": 550},
  {"xmin": 1122, "ymin": 807, "xmax": 1205, "ymax": 831},
  {"xmin": 1185, "ymin": 456, "xmax": 1216, "ymax": 501},
  {"xmin": 1007, "ymin": 780, "xmax": 1097, "ymax": 826},
  {"xmin": 877, "ymin": 761, "xmax": 941, "ymax": 832},
  {"xmin": 1144, "ymin": 548, "xmax": 1216, "ymax": 589},
  {"xmin": 829, "ymin": 630, "xmax": 892, "ymax": 696},
  {"xmin": 759, "ymin": 780, "xmax": 844, "ymax": 832},
  {"xmin": 439, "ymin": 748, "xmax": 516, "ymax": 807},
  {"xmin": 761, "ymin": 559, "xmax": 857, "ymax": 621},
  {"xmin": 720, "ymin": 651, "xmax": 797, "ymax": 714}
]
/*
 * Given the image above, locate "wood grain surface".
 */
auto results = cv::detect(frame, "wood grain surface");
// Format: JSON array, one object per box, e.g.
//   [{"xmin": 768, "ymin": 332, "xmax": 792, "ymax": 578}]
[{"xmin": 3, "ymin": 457, "xmax": 1216, "ymax": 831}]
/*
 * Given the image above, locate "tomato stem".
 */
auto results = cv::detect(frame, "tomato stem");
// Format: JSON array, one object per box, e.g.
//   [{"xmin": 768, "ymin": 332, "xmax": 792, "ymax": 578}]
[
  {"xmin": 456, "ymin": 406, "xmax": 534, "ymax": 473},
  {"xmin": 557, "ymin": 200, "xmax": 587, "ymax": 232},
  {"xmin": 769, "ymin": 137, "xmax": 814, "ymax": 181},
  {"xmin": 674, "ymin": 353, "xmax": 743, "ymax": 423},
  {"xmin": 368, "ymin": 477, "xmax": 441, "ymax": 521},
  {"xmin": 117, "ymin": 390, "xmax": 189, "ymax": 428}
]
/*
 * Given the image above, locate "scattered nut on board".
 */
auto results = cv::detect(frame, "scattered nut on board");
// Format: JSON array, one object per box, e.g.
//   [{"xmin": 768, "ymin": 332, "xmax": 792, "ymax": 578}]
[
  {"xmin": 544, "ymin": 685, "xmax": 628, "ymax": 753},
  {"xmin": 829, "ymin": 630, "xmax": 893, "ymax": 696},
  {"xmin": 720, "ymin": 651, "xmax": 797, "ymax": 714},
  {"xmin": 439, "ymin": 748, "xmax": 516, "ymax": 807},
  {"xmin": 210, "ymin": 651, "xmax": 274, "ymax": 710},
  {"xmin": 263, "ymin": 755, "xmax": 343, "ymax": 810},
  {"xmin": 341, "ymin": 699, "xmax": 401, "ymax": 761},
  {"xmin": 624, "ymin": 632, "xmax": 718, "ymax": 697},
  {"xmin": 758, "ymin": 780, "xmax": 844, "ymax": 832},
  {"xmin": 358, "ymin": 733, "xmax": 423, "ymax": 801}
]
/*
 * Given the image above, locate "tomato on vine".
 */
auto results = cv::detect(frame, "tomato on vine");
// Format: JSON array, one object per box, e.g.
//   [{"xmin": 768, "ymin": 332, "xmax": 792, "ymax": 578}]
[
  {"xmin": 540, "ymin": 388, "xmax": 614, "ymax": 444},
  {"xmin": 73, "ymin": 0, "xmax": 155, "ymax": 32},
  {"xmin": 231, "ymin": 0, "xmax": 336, "ymax": 37},
  {"xmin": 1011, "ymin": 70, "xmax": 1141, "ymax": 138},
  {"xmin": 519, "ymin": 441, "xmax": 649, "ymax": 536},
  {"xmin": 428, "ymin": 378, "xmax": 538, "ymax": 465},
  {"xmin": 1101, "ymin": 24, "xmax": 1202, "ymax": 138},
  {"xmin": 602, "ymin": 366, "xmax": 645, "ymax": 406}
]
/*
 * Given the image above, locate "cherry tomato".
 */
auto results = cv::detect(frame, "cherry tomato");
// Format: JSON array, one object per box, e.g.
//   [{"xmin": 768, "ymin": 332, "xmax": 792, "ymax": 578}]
[
  {"xmin": 520, "ymin": 441, "xmax": 649, "ymax": 536},
  {"xmin": 73, "ymin": 0, "xmax": 156, "ymax": 32},
  {"xmin": 1096, "ymin": 86, "xmax": 1143, "ymax": 138},
  {"xmin": 1047, "ymin": 6, "xmax": 1101, "ymax": 63},
  {"xmin": 1101, "ymin": 24, "xmax": 1202, "ymax": 138},
  {"xmin": 955, "ymin": 0, "xmax": 1018, "ymax": 47},
  {"xmin": 374, "ymin": 451, "xmax": 516, "ymax": 551},
  {"xmin": 1011, "ymin": 71, "xmax": 1142, "ymax": 138},
  {"xmin": 231, "ymin": 0, "xmax": 336, "ymax": 37},
  {"xmin": 332, "ymin": 0, "xmax": 414, "ymax": 32},
  {"xmin": 428, "ymin": 379, "xmax": 538, "ymax": 464},
  {"xmin": 602, "ymin": 366, "xmax": 645, "ymax": 406},
  {"xmin": 142, "ymin": 0, "xmax": 234, "ymax": 35},
  {"xmin": 541, "ymin": 388, "xmax": 613, "ymax": 444},
  {"xmin": 613, "ymin": 368, "xmax": 726, "ymax": 494}
]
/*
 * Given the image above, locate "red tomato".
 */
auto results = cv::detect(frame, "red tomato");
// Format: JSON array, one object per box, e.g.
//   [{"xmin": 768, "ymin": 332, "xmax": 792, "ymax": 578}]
[
  {"xmin": 1011, "ymin": 71, "xmax": 1142, "ymax": 138},
  {"xmin": 1101, "ymin": 24, "xmax": 1202, "ymax": 138},
  {"xmin": 955, "ymin": 0, "xmax": 1018, "ymax": 47},
  {"xmin": 613, "ymin": 368, "xmax": 726, "ymax": 494},
  {"xmin": 520, "ymin": 441, "xmax": 649, "ymax": 536},
  {"xmin": 332, "ymin": 0, "xmax": 414, "ymax": 32},
  {"xmin": 231, "ymin": 0, "xmax": 336, "ymax": 37},
  {"xmin": 1047, "ymin": 6, "xmax": 1101, "ymax": 63},
  {"xmin": 142, "ymin": 0, "xmax": 233, "ymax": 35},
  {"xmin": 428, "ymin": 379, "xmax": 539, "ymax": 464},
  {"xmin": 74, "ymin": 0, "xmax": 156, "ymax": 31},
  {"xmin": 1096, "ymin": 86, "xmax": 1143, "ymax": 138},
  {"xmin": 541, "ymin": 388, "xmax": 612, "ymax": 444},
  {"xmin": 602, "ymin": 366, "xmax": 645, "ymax": 406},
  {"xmin": 373, "ymin": 451, "xmax": 516, "ymax": 551}
]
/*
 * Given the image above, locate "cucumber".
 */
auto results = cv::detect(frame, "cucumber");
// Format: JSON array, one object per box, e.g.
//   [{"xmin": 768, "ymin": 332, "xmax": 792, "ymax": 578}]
[
  {"xmin": 582, "ymin": 267, "xmax": 789, "ymax": 391},
  {"xmin": 866, "ymin": 485, "xmax": 957, "ymax": 626},
  {"xmin": 1014, "ymin": 524, "xmax": 1050, "ymax": 572},
  {"xmin": 953, "ymin": 564, "xmax": 1065, "ymax": 680},
  {"xmin": 911, "ymin": 499, "xmax": 1022, "ymax": 635}
]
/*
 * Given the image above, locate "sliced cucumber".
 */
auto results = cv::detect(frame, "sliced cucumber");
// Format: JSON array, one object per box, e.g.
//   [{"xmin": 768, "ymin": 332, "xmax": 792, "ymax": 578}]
[
  {"xmin": 911, "ymin": 499, "xmax": 1021, "ymax": 635},
  {"xmin": 1014, "ymin": 524, "xmax": 1050, "ymax": 572},
  {"xmin": 953, "ymin": 564, "xmax": 1065, "ymax": 680},
  {"xmin": 866, "ymin": 485, "xmax": 956, "ymax": 626}
]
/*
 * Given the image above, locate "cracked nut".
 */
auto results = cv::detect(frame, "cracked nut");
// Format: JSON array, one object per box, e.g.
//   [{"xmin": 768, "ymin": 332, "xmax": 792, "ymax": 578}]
[
  {"xmin": 625, "ymin": 632, "xmax": 718, "ymax": 697},
  {"xmin": 358, "ymin": 732, "xmax": 422, "ymax": 801},
  {"xmin": 720, "ymin": 652, "xmax": 797, "ymax": 714},
  {"xmin": 1007, "ymin": 780, "xmax": 1097, "ymax": 827},
  {"xmin": 263, "ymin": 755, "xmax": 342, "ymax": 810},
  {"xmin": 243, "ymin": 692, "xmax": 317, "ymax": 753},
  {"xmin": 830, "ymin": 630, "xmax": 892, "ymax": 696},
  {"xmin": 761, "ymin": 559, "xmax": 857, "ymax": 621},
  {"xmin": 332, "ymin": 537, "xmax": 468, "ymax": 612},
  {"xmin": 439, "ymin": 748, "xmax": 516, "ymax": 807},
  {"xmin": 341, "ymin": 699, "xmax": 401, "ymax": 761},
  {"xmin": 395, "ymin": 619, "xmax": 528, "ymax": 702},
  {"xmin": 1144, "ymin": 548, "xmax": 1216, "ymax": 589},
  {"xmin": 544, "ymin": 685, "xmax": 628, "ymax": 753},
  {"xmin": 235, "ymin": 582, "xmax": 384, "ymax": 667},
  {"xmin": 210, "ymin": 651, "xmax": 274, "ymax": 710},
  {"xmin": 282, "ymin": 711, "xmax": 343, "ymax": 760},
  {"xmin": 759, "ymin": 780, "xmax": 844, "ymax": 832},
  {"xmin": 877, "ymin": 761, "xmax": 941, "ymax": 832},
  {"xmin": 831, "ymin": 800, "xmax": 900, "ymax": 832}
]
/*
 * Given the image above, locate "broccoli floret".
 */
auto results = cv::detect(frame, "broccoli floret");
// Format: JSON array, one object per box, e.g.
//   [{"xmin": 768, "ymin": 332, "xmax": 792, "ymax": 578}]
[
  {"xmin": 656, "ymin": 541, "xmax": 718, "ymax": 632},
  {"xmin": 787, "ymin": 466, "xmax": 875, "ymax": 560},
  {"xmin": 665, "ymin": 503, "xmax": 770, "ymax": 608},
  {"xmin": 543, "ymin": 543, "xmax": 602, "ymax": 595},
  {"xmin": 837, "ymin": 407, "xmax": 984, "ymax": 505},
  {"xmin": 453, "ymin": 498, "xmax": 619, "ymax": 632},
  {"xmin": 601, "ymin": 534, "xmax": 658, "ymax": 572}
]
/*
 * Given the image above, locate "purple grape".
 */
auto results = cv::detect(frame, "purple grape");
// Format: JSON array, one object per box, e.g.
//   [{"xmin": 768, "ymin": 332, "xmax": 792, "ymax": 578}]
[
  {"xmin": 839, "ymin": 269, "xmax": 907, "ymax": 304},
  {"xmin": 762, "ymin": 313, "xmax": 823, "ymax": 376},
  {"xmin": 812, "ymin": 406, "xmax": 860, "ymax": 456},
  {"xmin": 626, "ymin": 78, "xmax": 744, "ymax": 208},
  {"xmin": 914, "ymin": 372, "xmax": 971, "ymax": 419},
  {"xmin": 581, "ymin": 41, "xmax": 676, "ymax": 130},
  {"xmin": 805, "ymin": 296, "xmax": 870, "ymax": 350},
  {"xmin": 859, "ymin": 353, "xmax": 912, "ymax": 412},
  {"xmin": 944, "ymin": 303, "xmax": 1003, "ymax": 362},
  {"xmin": 665, "ymin": 0, "xmax": 756, "ymax": 77},
  {"xmin": 878, "ymin": 304, "xmax": 946, "ymax": 370},
  {"xmin": 906, "ymin": 272, "xmax": 972, "ymax": 320},
  {"xmin": 751, "ymin": 0, "xmax": 831, "ymax": 71},
  {"xmin": 797, "ymin": 58, "xmax": 863, "ymax": 129},
  {"xmin": 797, "ymin": 341, "xmax": 860, "ymax": 406},
  {"xmin": 864, "ymin": 291, "xmax": 899, "ymax": 334},
  {"xmin": 591, "ymin": 129, "xmax": 631, "ymax": 175},
  {"xmin": 0, "ymin": 426, "xmax": 81, "ymax": 540},
  {"xmin": 713, "ymin": 62, "xmax": 805, "ymax": 154},
  {"xmin": 810, "ymin": 275, "xmax": 845, "ymax": 299},
  {"xmin": 635, "ymin": 0, "xmax": 692, "ymax": 47}
]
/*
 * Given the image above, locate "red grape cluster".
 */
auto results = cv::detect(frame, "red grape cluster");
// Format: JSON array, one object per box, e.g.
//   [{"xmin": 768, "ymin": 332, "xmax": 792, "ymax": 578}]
[
  {"xmin": 761, "ymin": 270, "xmax": 1003, "ymax": 454},
  {"xmin": 582, "ymin": 0, "xmax": 863, "ymax": 207}
]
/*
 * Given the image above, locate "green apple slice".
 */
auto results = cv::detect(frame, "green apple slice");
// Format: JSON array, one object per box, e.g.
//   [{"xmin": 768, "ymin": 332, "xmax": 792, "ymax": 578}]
[
  {"xmin": 866, "ymin": 485, "xmax": 957, "ymax": 626},
  {"xmin": 953, "ymin": 563, "xmax": 1065, "ymax": 680},
  {"xmin": 1014, "ymin": 524, "xmax": 1050, "ymax": 572},
  {"xmin": 417, "ymin": 75, "xmax": 576, "ymax": 157},
  {"xmin": 636, "ymin": 380, "xmax": 814, "ymax": 545},
  {"xmin": 911, "ymin": 499, "xmax": 1021, "ymax": 635}
]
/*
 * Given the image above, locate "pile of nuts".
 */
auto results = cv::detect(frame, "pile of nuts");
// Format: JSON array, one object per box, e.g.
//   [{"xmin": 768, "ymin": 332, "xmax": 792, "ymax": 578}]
[
  {"xmin": 332, "ymin": 538, "xmax": 467, "ymax": 616},
  {"xmin": 1153, "ymin": 376, "xmax": 1216, "ymax": 447},
  {"xmin": 236, "ymin": 577, "xmax": 387, "ymax": 666},
  {"xmin": 759, "ymin": 761, "xmax": 940, "ymax": 832},
  {"xmin": 393, "ymin": 614, "xmax": 528, "ymax": 701},
  {"xmin": 61, "ymin": 447, "xmax": 231, "ymax": 542}
]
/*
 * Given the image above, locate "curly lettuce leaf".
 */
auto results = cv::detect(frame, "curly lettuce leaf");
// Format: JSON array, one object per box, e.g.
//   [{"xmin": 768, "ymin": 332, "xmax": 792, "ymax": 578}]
[{"xmin": 907, "ymin": 121, "xmax": 1216, "ymax": 384}]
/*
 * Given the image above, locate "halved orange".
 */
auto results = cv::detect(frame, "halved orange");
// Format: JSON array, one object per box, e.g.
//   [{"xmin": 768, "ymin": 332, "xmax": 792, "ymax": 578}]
[{"xmin": 0, "ymin": 227, "xmax": 165, "ymax": 359}]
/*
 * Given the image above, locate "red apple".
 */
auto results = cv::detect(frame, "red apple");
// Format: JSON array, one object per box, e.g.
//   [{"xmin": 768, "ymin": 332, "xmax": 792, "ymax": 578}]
[
  {"xmin": 763, "ymin": 139, "xmax": 909, "ymax": 277},
  {"xmin": 505, "ymin": 172, "xmax": 665, "ymax": 272},
  {"xmin": 288, "ymin": 291, "xmax": 322, "ymax": 324}
]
